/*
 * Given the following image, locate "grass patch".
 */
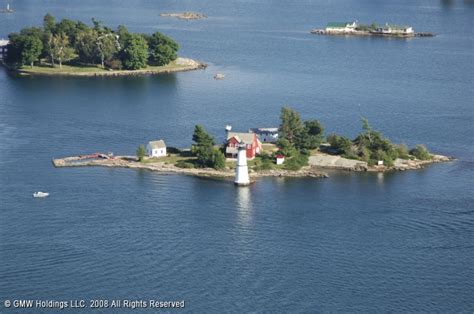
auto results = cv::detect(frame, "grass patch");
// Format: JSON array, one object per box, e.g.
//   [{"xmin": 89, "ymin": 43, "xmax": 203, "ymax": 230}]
[
  {"xmin": 141, "ymin": 153, "xmax": 197, "ymax": 165},
  {"xmin": 18, "ymin": 60, "xmax": 194, "ymax": 75}
]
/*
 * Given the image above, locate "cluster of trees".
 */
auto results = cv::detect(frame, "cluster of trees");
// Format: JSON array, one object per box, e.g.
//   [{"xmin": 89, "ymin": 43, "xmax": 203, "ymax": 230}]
[
  {"xmin": 191, "ymin": 125, "xmax": 226, "ymax": 170},
  {"xmin": 276, "ymin": 107, "xmax": 325, "ymax": 170},
  {"xmin": 6, "ymin": 14, "xmax": 179, "ymax": 69},
  {"xmin": 327, "ymin": 118, "xmax": 431, "ymax": 166},
  {"xmin": 276, "ymin": 106, "xmax": 432, "ymax": 168}
]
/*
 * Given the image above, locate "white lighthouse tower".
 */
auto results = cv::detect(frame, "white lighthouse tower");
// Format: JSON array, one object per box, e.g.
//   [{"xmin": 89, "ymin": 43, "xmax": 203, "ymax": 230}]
[{"xmin": 234, "ymin": 140, "xmax": 250, "ymax": 186}]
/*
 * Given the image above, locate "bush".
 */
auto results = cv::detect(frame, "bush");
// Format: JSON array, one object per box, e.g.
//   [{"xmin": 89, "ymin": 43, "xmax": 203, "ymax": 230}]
[
  {"xmin": 283, "ymin": 152, "xmax": 308, "ymax": 171},
  {"xmin": 105, "ymin": 59, "xmax": 123, "ymax": 70},
  {"xmin": 254, "ymin": 155, "xmax": 275, "ymax": 171},
  {"xmin": 175, "ymin": 160, "xmax": 195, "ymax": 168},
  {"xmin": 396, "ymin": 144, "xmax": 410, "ymax": 159},
  {"xmin": 167, "ymin": 147, "xmax": 181, "ymax": 154},
  {"xmin": 410, "ymin": 144, "xmax": 431, "ymax": 160},
  {"xmin": 327, "ymin": 134, "xmax": 352, "ymax": 156}
]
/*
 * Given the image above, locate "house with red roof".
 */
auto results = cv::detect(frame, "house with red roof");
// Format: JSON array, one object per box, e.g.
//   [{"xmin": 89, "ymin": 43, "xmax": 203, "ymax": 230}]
[{"xmin": 225, "ymin": 131, "xmax": 262, "ymax": 160}]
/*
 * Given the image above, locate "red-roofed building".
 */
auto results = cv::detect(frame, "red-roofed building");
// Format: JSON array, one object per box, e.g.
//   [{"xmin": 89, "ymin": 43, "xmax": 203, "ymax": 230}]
[{"xmin": 226, "ymin": 131, "xmax": 262, "ymax": 160}]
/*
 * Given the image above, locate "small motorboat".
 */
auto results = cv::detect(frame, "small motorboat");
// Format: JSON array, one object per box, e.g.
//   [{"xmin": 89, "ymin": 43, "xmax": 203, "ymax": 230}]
[
  {"xmin": 214, "ymin": 73, "xmax": 225, "ymax": 80},
  {"xmin": 33, "ymin": 192, "xmax": 49, "ymax": 198}
]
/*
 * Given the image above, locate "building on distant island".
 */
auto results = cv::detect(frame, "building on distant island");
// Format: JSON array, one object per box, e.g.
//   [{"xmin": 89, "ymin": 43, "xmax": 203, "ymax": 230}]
[
  {"xmin": 0, "ymin": 39, "xmax": 9, "ymax": 60},
  {"xmin": 325, "ymin": 21, "xmax": 358, "ymax": 33},
  {"xmin": 146, "ymin": 140, "xmax": 167, "ymax": 157},
  {"xmin": 225, "ymin": 127, "xmax": 261, "ymax": 160},
  {"xmin": 249, "ymin": 127, "xmax": 279, "ymax": 143},
  {"xmin": 372, "ymin": 24, "xmax": 414, "ymax": 35}
]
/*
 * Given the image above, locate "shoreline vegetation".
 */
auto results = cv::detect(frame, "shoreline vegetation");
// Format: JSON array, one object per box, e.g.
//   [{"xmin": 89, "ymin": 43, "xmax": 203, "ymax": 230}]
[
  {"xmin": 53, "ymin": 107, "xmax": 453, "ymax": 181},
  {"xmin": 3, "ymin": 14, "xmax": 205, "ymax": 76}
]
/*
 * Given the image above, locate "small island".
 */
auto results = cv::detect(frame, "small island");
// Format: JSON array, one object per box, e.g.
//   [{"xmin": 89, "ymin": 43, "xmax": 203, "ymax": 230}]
[
  {"xmin": 53, "ymin": 107, "xmax": 453, "ymax": 182},
  {"xmin": 311, "ymin": 21, "xmax": 434, "ymax": 38},
  {"xmin": 2, "ymin": 14, "xmax": 206, "ymax": 76},
  {"xmin": 160, "ymin": 12, "xmax": 207, "ymax": 20}
]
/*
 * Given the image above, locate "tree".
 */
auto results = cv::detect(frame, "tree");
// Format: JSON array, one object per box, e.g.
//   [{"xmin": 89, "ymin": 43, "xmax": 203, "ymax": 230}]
[
  {"xmin": 116, "ymin": 25, "xmax": 131, "ymax": 49},
  {"xmin": 96, "ymin": 33, "xmax": 119, "ymax": 68},
  {"xmin": 279, "ymin": 106, "xmax": 303, "ymax": 144},
  {"xmin": 192, "ymin": 125, "xmax": 215, "ymax": 147},
  {"xmin": 43, "ymin": 13, "xmax": 56, "ymax": 33},
  {"xmin": 146, "ymin": 31, "xmax": 179, "ymax": 66},
  {"xmin": 75, "ymin": 28, "xmax": 99, "ymax": 63},
  {"xmin": 122, "ymin": 34, "xmax": 148, "ymax": 70},
  {"xmin": 21, "ymin": 36, "xmax": 43, "ymax": 67},
  {"xmin": 296, "ymin": 119, "xmax": 325, "ymax": 149},
  {"xmin": 49, "ymin": 33, "xmax": 76, "ymax": 67},
  {"xmin": 136, "ymin": 145, "xmax": 146, "ymax": 161},
  {"xmin": 276, "ymin": 138, "xmax": 297, "ymax": 157},
  {"xmin": 361, "ymin": 117, "xmax": 373, "ymax": 144}
]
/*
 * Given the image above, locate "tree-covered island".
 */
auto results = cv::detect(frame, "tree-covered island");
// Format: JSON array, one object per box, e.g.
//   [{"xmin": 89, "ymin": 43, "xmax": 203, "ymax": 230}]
[{"xmin": 4, "ymin": 14, "xmax": 205, "ymax": 76}]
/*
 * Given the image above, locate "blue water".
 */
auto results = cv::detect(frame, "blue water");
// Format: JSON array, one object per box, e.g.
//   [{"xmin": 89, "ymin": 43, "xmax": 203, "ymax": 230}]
[{"xmin": 1, "ymin": 0, "xmax": 473, "ymax": 312}]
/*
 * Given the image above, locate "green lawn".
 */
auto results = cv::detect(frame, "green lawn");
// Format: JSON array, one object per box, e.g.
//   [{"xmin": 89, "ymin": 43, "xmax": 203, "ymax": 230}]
[
  {"xmin": 18, "ymin": 60, "xmax": 194, "ymax": 75},
  {"xmin": 141, "ymin": 154, "xmax": 197, "ymax": 165}
]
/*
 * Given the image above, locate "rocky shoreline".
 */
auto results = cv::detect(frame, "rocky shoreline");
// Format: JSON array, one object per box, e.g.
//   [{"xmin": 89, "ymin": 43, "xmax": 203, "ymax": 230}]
[
  {"xmin": 7, "ymin": 58, "xmax": 206, "ymax": 77},
  {"xmin": 308, "ymin": 152, "xmax": 453, "ymax": 172},
  {"xmin": 160, "ymin": 12, "xmax": 207, "ymax": 20},
  {"xmin": 310, "ymin": 29, "xmax": 434, "ymax": 38},
  {"xmin": 52, "ymin": 152, "xmax": 453, "ymax": 182},
  {"xmin": 52, "ymin": 156, "xmax": 329, "ymax": 180}
]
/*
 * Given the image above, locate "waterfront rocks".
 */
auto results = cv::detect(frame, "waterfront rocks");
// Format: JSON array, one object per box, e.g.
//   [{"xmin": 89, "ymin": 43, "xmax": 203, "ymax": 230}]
[
  {"xmin": 160, "ymin": 12, "xmax": 207, "ymax": 20},
  {"xmin": 52, "ymin": 156, "xmax": 329, "ymax": 180},
  {"xmin": 308, "ymin": 153, "xmax": 368, "ymax": 171},
  {"xmin": 308, "ymin": 152, "xmax": 453, "ymax": 172}
]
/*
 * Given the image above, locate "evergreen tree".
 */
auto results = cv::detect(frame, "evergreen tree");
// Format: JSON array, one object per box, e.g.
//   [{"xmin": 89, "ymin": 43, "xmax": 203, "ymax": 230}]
[
  {"xmin": 279, "ymin": 106, "xmax": 303, "ymax": 144},
  {"xmin": 136, "ymin": 145, "xmax": 146, "ymax": 161}
]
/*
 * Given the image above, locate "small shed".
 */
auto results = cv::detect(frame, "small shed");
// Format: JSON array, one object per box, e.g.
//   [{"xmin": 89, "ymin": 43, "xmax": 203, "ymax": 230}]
[
  {"xmin": 146, "ymin": 140, "xmax": 167, "ymax": 158},
  {"xmin": 275, "ymin": 154, "xmax": 285, "ymax": 165}
]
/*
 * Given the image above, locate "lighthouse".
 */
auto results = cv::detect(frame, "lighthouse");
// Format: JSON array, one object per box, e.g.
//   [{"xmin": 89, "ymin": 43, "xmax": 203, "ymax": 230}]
[{"xmin": 234, "ymin": 140, "xmax": 250, "ymax": 186}]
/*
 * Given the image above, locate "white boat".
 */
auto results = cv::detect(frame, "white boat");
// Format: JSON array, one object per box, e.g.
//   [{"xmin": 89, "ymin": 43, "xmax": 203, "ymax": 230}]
[
  {"xmin": 0, "ymin": 4, "xmax": 14, "ymax": 13},
  {"xmin": 33, "ymin": 192, "xmax": 49, "ymax": 198},
  {"xmin": 214, "ymin": 73, "xmax": 225, "ymax": 80}
]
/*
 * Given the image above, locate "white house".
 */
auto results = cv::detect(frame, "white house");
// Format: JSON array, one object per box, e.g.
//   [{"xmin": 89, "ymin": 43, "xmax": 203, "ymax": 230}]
[
  {"xmin": 374, "ymin": 24, "xmax": 414, "ymax": 35},
  {"xmin": 146, "ymin": 140, "xmax": 167, "ymax": 157}
]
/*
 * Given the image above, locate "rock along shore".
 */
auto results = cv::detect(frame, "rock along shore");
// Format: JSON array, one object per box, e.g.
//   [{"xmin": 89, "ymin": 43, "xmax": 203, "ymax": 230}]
[
  {"xmin": 308, "ymin": 152, "xmax": 453, "ymax": 172},
  {"xmin": 52, "ymin": 156, "xmax": 329, "ymax": 180},
  {"xmin": 160, "ymin": 12, "xmax": 207, "ymax": 20},
  {"xmin": 8, "ymin": 58, "xmax": 207, "ymax": 77}
]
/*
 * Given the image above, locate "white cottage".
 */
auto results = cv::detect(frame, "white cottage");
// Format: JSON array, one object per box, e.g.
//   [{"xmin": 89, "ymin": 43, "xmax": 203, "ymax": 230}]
[{"xmin": 146, "ymin": 140, "xmax": 167, "ymax": 157}]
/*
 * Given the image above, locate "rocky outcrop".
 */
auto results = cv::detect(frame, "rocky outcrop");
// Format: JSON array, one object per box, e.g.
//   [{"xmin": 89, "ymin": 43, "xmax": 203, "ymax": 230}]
[
  {"xmin": 308, "ymin": 153, "xmax": 368, "ymax": 171},
  {"xmin": 308, "ymin": 152, "xmax": 453, "ymax": 172},
  {"xmin": 52, "ymin": 156, "xmax": 329, "ymax": 180},
  {"xmin": 160, "ymin": 12, "xmax": 207, "ymax": 20}
]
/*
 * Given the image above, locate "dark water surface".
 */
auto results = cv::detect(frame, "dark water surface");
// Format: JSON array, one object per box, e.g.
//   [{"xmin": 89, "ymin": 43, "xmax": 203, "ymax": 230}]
[{"xmin": 1, "ymin": 0, "xmax": 473, "ymax": 312}]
